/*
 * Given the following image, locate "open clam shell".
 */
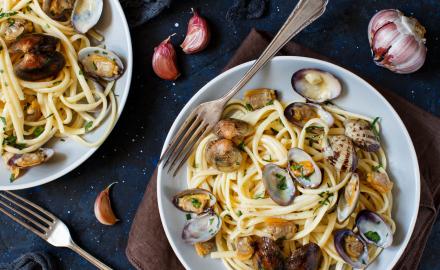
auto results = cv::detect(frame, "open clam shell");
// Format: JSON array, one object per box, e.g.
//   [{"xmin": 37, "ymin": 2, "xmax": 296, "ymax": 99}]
[
  {"xmin": 284, "ymin": 102, "xmax": 334, "ymax": 128},
  {"xmin": 78, "ymin": 47, "xmax": 124, "ymax": 81},
  {"xmin": 71, "ymin": 0, "xmax": 103, "ymax": 34},
  {"xmin": 287, "ymin": 148, "xmax": 322, "ymax": 188},
  {"xmin": 337, "ymin": 173, "xmax": 360, "ymax": 223},
  {"xmin": 172, "ymin": 188, "xmax": 216, "ymax": 214},
  {"xmin": 182, "ymin": 210, "xmax": 222, "ymax": 244},
  {"xmin": 356, "ymin": 210, "xmax": 393, "ymax": 248},
  {"xmin": 262, "ymin": 164, "xmax": 296, "ymax": 206},
  {"xmin": 292, "ymin": 69, "xmax": 342, "ymax": 103},
  {"xmin": 334, "ymin": 229, "xmax": 369, "ymax": 268}
]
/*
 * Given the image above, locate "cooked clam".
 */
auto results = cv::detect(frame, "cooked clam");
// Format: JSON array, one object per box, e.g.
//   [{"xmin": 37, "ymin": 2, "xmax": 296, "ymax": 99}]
[
  {"xmin": 356, "ymin": 210, "xmax": 393, "ymax": 248},
  {"xmin": 284, "ymin": 103, "xmax": 334, "ymax": 128},
  {"xmin": 323, "ymin": 135, "xmax": 358, "ymax": 172},
  {"xmin": 194, "ymin": 240, "xmax": 215, "ymax": 257},
  {"xmin": 264, "ymin": 218, "xmax": 296, "ymax": 240},
  {"xmin": 4, "ymin": 19, "xmax": 33, "ymax": 43},
  {"xmin": 287, "ymin": 148, "xmax": 322, "ymax": 188},
  {"xmin": 78, "ymin": 47, "xmax": 124, "ymax": 81},
  {"xmin": 366, "ymin": 171, "xmax": 393, "ymax": 193},
  {"xmin": 182, "ymin": 210, "xmax": 221, "ymax": 244},
  {"xmin": 253, "ymin": 237, "xmax": 284, "ymax": 270},
  {"xmin": 43, "ymin": 0, "xmax": 74, "ymax": 21},
  {"xmin": 214, "ymin": 118, "xmax": 253, "ymax": 145},
  {"xmin": 3, "ymin": 148, "xmax": 54, "ymax": 179},
  {"xmin": 243, "ymin": 89, "xmax": 277, "ymax": 110},
  {"xmin": 71, "ymin": 0, "xmax": 103, "ymax": 34},
  {"xmin": 9, "ymin": 34, "xmax": 65, "ymax": 81},
  {"xmin": 235, "ymin": 237, "xmax": 254, "ymax": 260},
  {"xmin": 292, "ymin": 69, "xmax": 342, "ymax": 103},
  {"xmin": 22, "ymin": 95, "xmax": 42, "ymax": 122},
  {"xmin": 334, "ymin": 229, "xmax": 369, "ymax": 268},
  {"xmin": 262, "ymin": 164, "xmax": 296, "ymax": 206},
  {"xmin": 206, "ymin": 139, "xmax": 242, "ymax": 172},
  {"xmin": 172, "ymin": 188, "xmax": 216, "ymax": 214},
  {"xmin": 344, "ymin": 119, "xmax": 380, "ymax": 152},
  {"xmin": 284, "ymin": 243, "xmax": 322, "ymax": 270},
  {"xmin": 337, "ymin": 173, "xmax": 360, "ymax": 223}
]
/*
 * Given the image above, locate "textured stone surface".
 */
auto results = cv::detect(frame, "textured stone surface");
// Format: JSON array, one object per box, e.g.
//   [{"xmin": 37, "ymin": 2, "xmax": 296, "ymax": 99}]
[{"xmin": 0, "ymin": 0, "xmax": 439, "ymax": 269}]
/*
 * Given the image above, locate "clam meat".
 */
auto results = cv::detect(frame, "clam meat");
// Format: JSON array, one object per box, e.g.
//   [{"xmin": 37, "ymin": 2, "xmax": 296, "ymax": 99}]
[
  {"xmin": 78, "ymin": 47, "xmax": 124, "ymax": 81},
  {"xmin": 344, "ymin": 119, "xmax": 380, "ymax": 152},
  {"xmin": 172, "ymin": 188, "xmax": 216, "ymax": 214},
  {"xmin": 284, "ymin": 243, "xmax": 322, "ymax": 270},
  {"xmin": 337, "ymin": 173, "xmax": 360, "ymax": 223},
  {"xmin": 4, "ymin": 19, "xmax": 33, "ymax": 43},
  {"xmin": 284, "ymin": 103, "xmax": 334, "ymax": 128},
  {"xmin": 287, "ymin": 148, "xmax": 322, "ymax": 188},
  {"xmin": 43, "ymin": 0, "xmax": 74, "ymax": 21},
  {"xmin": 263, "ymin": 218, "xmax": 296, "ymax": 240},
  {"xmin": 3, "ymin": 148, "xmax": 54, "ymax": 179},
  {"xmin": 71, "ymin": 0, "xmax": 103, "ymax": 34},
  {"xmin": 206, "ymin": 139, "xmax": 242, "ymax": 172},
  {"xmin": 292, "ymin": 69, "xmax": 342, "ymax": 103},
  {"xmin": 334, "ymin": 229, "xmax": 369, "ymax": 268},
  {"xmin": 323, "ymin": 135, "xmax": 358, "ymax": 172},
  {"xmin": 194, "ymin": 240, "xmax": 215, "ymax": 257},
  {"xmin": 182, "ymin": 210, "xmax": 221, "ymax": 244},
  {"xmin": 366, "ymin": 171, "xmax": 393, "ymax": 193},
  {"xmin": 214, "ymin": 118, "xmax": 253, "ymax": 145},
  {"xmin": 356, "ymin": 210, "xmax": 393, "ymax": 248},
  {"xmin": 9, "ymin": 34, "xmax": 65, "ymax": 81},
  {"xmin": 262, "ymin": 164, "xmax": 296, "ymax": 206},
  {"xmin": 243, "ymin": 89, "xmax": 277, "ymax": 110}
]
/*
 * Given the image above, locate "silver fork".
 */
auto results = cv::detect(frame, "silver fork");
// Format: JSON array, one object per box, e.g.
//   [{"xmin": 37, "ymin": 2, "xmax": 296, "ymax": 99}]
[
  {"xmin": 160, "ymin": 0, "xmax": 329, "ymax": 176},
  {"xmin": 0, "ymin": 191, "xmax": 112, "ymax": 270}
]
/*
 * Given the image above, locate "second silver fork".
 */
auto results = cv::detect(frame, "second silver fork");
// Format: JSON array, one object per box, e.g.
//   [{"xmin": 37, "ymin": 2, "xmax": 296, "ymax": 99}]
[{"xmin": 0, "ymin": 191, "xmax": 112, "ymax": 270}]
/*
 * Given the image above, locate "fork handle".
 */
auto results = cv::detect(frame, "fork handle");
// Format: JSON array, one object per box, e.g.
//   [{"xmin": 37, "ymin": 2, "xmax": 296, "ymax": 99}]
[
  {"xmin": 220, "ymin": 0, "xmax": 328, "ymax": 103},
  {"xmin": 69, "ymin": 242, "xmax": 112, "ymax": 270}
]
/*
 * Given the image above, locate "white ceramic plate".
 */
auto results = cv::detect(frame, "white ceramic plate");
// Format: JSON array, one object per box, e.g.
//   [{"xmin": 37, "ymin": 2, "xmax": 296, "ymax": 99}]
[
  {"xmin": 158, "ymin": 56, "xmax": 420, "ymax": 270},
  {"xmin": 0, "ymin": 0, "xmax": 133, "ymax": 190}
]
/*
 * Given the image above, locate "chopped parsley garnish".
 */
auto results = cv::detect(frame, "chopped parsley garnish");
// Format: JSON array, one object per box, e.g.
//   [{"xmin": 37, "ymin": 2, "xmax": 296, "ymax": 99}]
[
  {"xmin": 305, "ymin": 126, "xmax": 324, "ymax": 133},
  {"xmin": 237, "ymin": 210, "xmax": 243, "ymax": 217},
  {"xmin": 364, "ymin": 231, "xmax": 381, "ymax": 243},
  {"xmin": 52, "ymin": 80, "xmax": 62, "ymax": 86},
  {"xmin": 60, "ymin": 138, "xmax": 66, "ymax": 142},
  {"xmin": 275, "ymin": 173, "xmax": 288, "ymax": 190},
  {"xmin": 33, "ymin": 126, "xmax": 44, "ymax": 137},
  {"xmin": 371, "ymin": 116, "xmax": 381, "ymax": 139},
  {"xmin": 44, "ymin": 113, "xmax": 54, "ymax": 119},
  {"xmin": 291, "ymin": 164, "xmax": 303, "ymax": 171},
  {"xmin": 245, "ymin": 103, "xmax": 253, "ymax": 111},
  {"xmin": 254, "ymin": 192, "xmax": 265, "ymax": 199},
  {"xmin": 237, "ymin": 141, "xmax": 245, "ymax": 151},
  {"xmin": 185, "ymin": 214, "xmax": 191, "ymax": 220},
  {"xmin": 78, "ymin": 70, "xmax": 84, "ymax": 76},
  {"xmin": 84, "ymin": 121, "xmax": 93, "ymax": 132},
  {"xmin": 9, "ymin": 174, "xmax": 15, "ymax": 183},
  {"xmin": 92, "ymin": 62, "xmax": 98, "ymax": 70},
  {"xmin": 318, "ymin": 191, "xmax": 334, "ymax": 206},
  {"xmin": 262, "ymin": 155, "xmax": 272, "ymax": 162},
  {"xmin": 3, "ymin": 135, "xmax": 26, "ymax": 150},
  {"xmin": 0, "ymin": 116, "xmax": 6, "ymax": 126},
  {"xmin": 266, "ymin": 100, "xmax": 274, "ymax": 106},
  {"xmin": 191, "ymin": 198, "xmax": 201, "ymax": 208},
  {"xmin": 7, "ymin": 18, "xmax": 15, "ymax": 26},
  {"xmin": 0, "ymin": 70, "xmax": 3, "ymax": 73},
  {"xmin": 0, "ymin": 10, "xmax": 18, "ymax": 19},
  {"xmin": 372, "ymin": 163, "xmax": 383, "ymax": 172}
]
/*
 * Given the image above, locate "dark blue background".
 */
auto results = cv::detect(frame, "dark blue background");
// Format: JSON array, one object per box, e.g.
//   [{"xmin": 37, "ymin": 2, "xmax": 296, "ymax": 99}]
[{"xmin": 1, "ymin": 0, "xmax": 439, "ymax": 269}]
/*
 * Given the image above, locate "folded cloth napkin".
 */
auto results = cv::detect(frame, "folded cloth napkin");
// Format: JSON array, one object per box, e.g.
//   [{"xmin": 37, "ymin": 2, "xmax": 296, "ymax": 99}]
[
  {"xmin": 125, "ymin": 29, "xmax": 440, "ymax": 270},
  {"xmin": 0, "ymin": 252, "xmax": 55, "ymax": 270}
]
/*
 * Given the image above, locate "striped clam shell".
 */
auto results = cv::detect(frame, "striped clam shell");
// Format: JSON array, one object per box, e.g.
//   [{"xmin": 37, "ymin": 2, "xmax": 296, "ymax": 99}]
[
  {"xmin": 344, "ymin": 119, "xmax": 380, "ymax": 152},
  {"xmin": 323, "ymin": 135, "xmax": 358, "ymax": 172}
]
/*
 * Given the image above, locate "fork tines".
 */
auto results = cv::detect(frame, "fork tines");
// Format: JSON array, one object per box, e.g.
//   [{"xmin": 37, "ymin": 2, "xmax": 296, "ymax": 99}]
[
  {"xmin": 159, "ymin": 110, "xmax": 211, "ymax": 176},
  {"xmin": 0, "ymin": 191, "xmax": 55, "ymax": 239}
]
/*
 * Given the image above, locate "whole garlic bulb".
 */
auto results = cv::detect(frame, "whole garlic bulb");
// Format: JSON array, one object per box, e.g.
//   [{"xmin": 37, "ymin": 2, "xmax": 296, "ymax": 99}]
[{"xmin": 368, "ymin": 9, "xmax": 427, "ymax": 74}]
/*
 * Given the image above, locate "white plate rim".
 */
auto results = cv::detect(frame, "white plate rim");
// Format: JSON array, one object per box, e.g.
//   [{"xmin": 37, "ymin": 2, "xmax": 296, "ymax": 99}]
[
  {"xmin": 157, "ymin": 55, "xmax": 420, "ymax": 270},
  {"xmin": 2, "ymin": 0, "xmax": 133, "ymax": 190}
]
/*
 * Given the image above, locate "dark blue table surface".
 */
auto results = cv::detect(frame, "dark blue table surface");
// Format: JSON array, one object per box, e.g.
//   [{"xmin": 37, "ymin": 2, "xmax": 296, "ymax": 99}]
[{"xmin": 1, "ymin": 0, "xmax": 439, "ymax": 269}]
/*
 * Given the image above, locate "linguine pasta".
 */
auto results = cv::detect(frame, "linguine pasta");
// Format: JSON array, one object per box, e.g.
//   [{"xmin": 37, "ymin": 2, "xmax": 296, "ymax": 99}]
[{"xmin": 185, "ymin": 98, "xmax": 395, "ymax": 270}]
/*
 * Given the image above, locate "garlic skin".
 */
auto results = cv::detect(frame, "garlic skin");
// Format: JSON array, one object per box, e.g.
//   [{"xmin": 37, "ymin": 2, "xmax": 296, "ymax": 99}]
[
  {"xmin": 152, "ymin": 36, "xmax": 180, "ymax": 80},
  {"xmin": 94, "ymin": 182, "xmax": 119, "ymax": 226},
  {"xmin": 368, "ymin": 9, "xmax": 427, "ymax": 74},
  {"xmin": 180, "ymin": 9, "xmax": 210, "ymax": 54}
]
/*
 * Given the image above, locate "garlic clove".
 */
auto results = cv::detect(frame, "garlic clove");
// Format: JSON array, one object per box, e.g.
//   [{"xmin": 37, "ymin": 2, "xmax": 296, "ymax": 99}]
[
  {"xmin": 94, "ymin": 182, "xmax": 119, "ymax": 225},
  {"xmin": 368, "ymin": 9, "xmax": 427, "ymax": 74},
  {"xmin": 152, "ymin": 35, "xmax": 180, "ymax": 80},
  {"xmin": 180, "ymin": 8, "xmax": 210, "ymax": 54}
]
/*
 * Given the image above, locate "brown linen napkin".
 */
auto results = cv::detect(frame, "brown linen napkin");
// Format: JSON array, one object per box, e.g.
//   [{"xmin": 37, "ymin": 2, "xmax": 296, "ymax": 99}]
[{"xmin": 126, "ymin": 29, "xmax": 440, "ymax": 270}]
